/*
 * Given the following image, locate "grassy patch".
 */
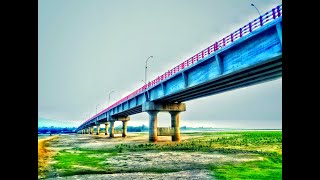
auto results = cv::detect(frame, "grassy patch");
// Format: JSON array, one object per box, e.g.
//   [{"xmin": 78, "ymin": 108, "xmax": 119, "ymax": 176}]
[
  {"xmin": 114, "ymin": 131, "xmax": 282, "ymax": 155},
  {"xmin": 51, "ymin": 149, "xmax": 118, "ymax": 177},
  {"xmin": 210, "ymin": 155, "xmax": 282, "ymax": 179}
]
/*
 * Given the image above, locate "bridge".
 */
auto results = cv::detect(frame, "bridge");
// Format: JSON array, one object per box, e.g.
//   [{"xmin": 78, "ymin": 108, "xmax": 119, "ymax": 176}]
[{"xmin": 75, "ymin": 5, "xmax": 282, "ymax": 142}]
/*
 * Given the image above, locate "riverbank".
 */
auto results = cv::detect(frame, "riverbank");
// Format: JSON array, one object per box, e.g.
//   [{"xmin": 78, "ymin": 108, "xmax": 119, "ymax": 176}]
[
  {"xmin": 38, "ymin": 131, "xmax": 282, "ymax": 179},
  {"xmin": 38, "ymin": 136, "xmax": 58, "ymax": 179}
]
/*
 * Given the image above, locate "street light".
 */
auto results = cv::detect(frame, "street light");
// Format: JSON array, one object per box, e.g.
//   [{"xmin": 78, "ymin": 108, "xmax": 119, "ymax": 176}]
[
  {"xmin": 141, "ymin": 80, "xmax": 146, "ymax": 85},
  {"xmin": 145, "ymin": 56, "xmax": 153, "ymax": 84},
  {"xmin": 108, "ymin": 91, "xmax": 114, "ymax": 106},
  {"xmin": 251, "ymin": 4, "xmax": 261, "ymax": 16},
  {"xmin": 96, "ymin": 104, "xmax": 99, "ymax": 114}
]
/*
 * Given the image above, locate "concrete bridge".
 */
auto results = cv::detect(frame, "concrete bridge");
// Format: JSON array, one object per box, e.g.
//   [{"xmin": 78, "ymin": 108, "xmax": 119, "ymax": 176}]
[{"xmin": 75, "ymin": 5, "xmax": 282, "ymax": 142}]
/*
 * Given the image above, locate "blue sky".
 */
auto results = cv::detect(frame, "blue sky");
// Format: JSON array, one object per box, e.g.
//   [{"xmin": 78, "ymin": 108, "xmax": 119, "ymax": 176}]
[{"xmin": 39, "ymin": 0, "xmax": 282, "ymax": 128}]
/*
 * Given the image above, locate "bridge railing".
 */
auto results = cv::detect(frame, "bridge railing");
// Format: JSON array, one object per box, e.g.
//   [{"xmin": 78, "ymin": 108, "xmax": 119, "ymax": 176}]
[{"xmin": 81, "ymin": 4, "xmax": 282, "ymax": 127}]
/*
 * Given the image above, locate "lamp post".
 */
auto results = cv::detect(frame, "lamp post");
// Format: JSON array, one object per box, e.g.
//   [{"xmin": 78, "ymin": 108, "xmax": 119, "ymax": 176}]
[
  {"xmin": 96, "ymin": 104, "xmax": 99, "ymax": 114},
  {"xmin": 108, "ymin": 91, "xmax": 114, "ymax": 107},
  {"xmin": 145, "ymin": 56, "xmax": 153, "ymax": 84},
  {"xmin": 251, "ymin": 4, "xmax": 261, "ymax": 16}
]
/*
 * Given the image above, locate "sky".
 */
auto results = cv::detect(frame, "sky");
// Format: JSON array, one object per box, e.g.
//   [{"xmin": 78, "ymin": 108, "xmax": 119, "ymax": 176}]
[{"xmin": 38, "ymin": 0, "xmax": 282, "ymax": 129}]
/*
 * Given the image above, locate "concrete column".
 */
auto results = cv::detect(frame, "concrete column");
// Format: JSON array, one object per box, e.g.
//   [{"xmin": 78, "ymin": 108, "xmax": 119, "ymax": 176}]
[
  {"xmin": 96, "ymin": 124, "xmax": 100, "ymax": 135},
  {"xmin": 110, "ymin": 121, "xmax": 115, "ymax": 138},
  {"xmin": 105, "ymin": 123, "xmax": 110, "ymax": 135},
  {"xmin": 170, "ymin": 111, "xmax": 181, "ymax": 141},
  {"xmin": 147, "ymin": 111, "xmax": 159, "ymax": 142},
  {"xmin": 122, "ymin": 121, "xmax": 128, "ymax": 137},
  {"xmin": 90, "ymin": 127, "xmax": 93, "ymax": 134}
]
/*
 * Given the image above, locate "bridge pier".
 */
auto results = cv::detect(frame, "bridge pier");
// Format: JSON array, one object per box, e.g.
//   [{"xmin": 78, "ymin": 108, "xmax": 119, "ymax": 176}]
[
  {"xmin": 170, "ymin": 111, "xmax": 181, "ymax": 141},
  {"xmin": 122, "ymin": 120, "xmax": 128, "ymax": 137},
  {"xmin": 90, "ymin": 127, "xmax": 94, "ymax": 134},
  {"xmin": 109, "ymin": 121, "xmax": 115, "ymax": 138},
  {"xmin": 143, "ymin": 102, "xmax": 186, "ymax": 142},
  {"xmin": 147, "ymin": 111, "xmax": 159, "ymax": 142},
  {"xmin": 105, "ymin": 122, "xmax": 110, "ymax": 135},
  {"xmin": 96, "ymin": 124, "xmax": 100, "ymax": 135}
]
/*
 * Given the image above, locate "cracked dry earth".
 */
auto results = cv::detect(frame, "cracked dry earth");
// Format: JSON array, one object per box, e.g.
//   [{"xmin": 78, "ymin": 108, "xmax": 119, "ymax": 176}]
[{"xmin": 44, "ymin": 134, "xmax": 262, "ymax": 179}]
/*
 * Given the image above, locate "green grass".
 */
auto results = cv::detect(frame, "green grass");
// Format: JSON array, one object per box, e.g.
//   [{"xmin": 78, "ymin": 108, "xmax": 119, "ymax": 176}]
[
  {"xmin": 52, "ymin": 149, "xmax": 118, "ymax": 176},
  {"xmin": 114, "ymin": 131, "xmax": 282, "ymax": 155},
  {"xmin": 210, "ymin": 156, "xmax": 282, "ymax": 179}
]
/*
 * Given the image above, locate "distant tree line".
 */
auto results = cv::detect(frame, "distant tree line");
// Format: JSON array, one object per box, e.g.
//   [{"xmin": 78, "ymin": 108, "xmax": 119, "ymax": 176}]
[
  {"xmin": 38, "ymin": 125, "xmax": 223, "ymax": 135},
  {"xmin": 38, "ymin": 126, "xmax": 76, "ymax": 134}
]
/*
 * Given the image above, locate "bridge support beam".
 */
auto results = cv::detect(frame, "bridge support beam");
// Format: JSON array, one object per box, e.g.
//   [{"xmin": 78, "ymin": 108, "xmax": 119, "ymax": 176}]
[
  {"xmin": 109, "ymin": 121, "xmax": 115, "ymax": 138},
  {"xmin": 122, "ymin": 120, "xmax": 128, "ymax": 137},
  {"xmin": 105, "ymin": 122, "xmax": 110, "ymax": 135},
  {"xmin": 96, "ymin": 124, "xmax": 100, "ymax": 135},
  {"xmin": 90, "ymin": 127, "xmax": 93, "ymax": 134},
  {"xmin": 147, "ymin": 111, "xmax": 159, "ymax": 142},
  {"xmin": 143, "ymin": 102, "xmax": 186, "ymax": 142},
  {"xmin": 170, "ymin": 111, "xmax": 181, "ymax": 141}
]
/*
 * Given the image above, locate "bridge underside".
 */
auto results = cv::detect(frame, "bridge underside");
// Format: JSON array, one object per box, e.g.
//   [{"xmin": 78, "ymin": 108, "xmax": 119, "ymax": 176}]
[
  {"xmin": 108, "ymin": 54, "xmax": 281, "ymax": 118},
  {"xmin": 157, "ymin": 54, "xmax": 282, "ymax": 103},
  {"xmin": 114, "ymin": 105, "xmax": 142, "ymax": 117}
]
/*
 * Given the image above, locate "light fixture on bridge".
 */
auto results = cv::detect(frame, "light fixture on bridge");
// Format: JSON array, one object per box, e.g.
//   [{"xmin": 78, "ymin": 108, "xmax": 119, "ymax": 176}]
[
  {"xmin": 145, "ymin": 56, "xmax": 154, "ymax": 84},
  {"xmin": 251, "ymin": 4, "xmax": 261, "ymax": 16},
  {"xmin": 108, "ymin": 91, "xmax": 114, "ymax": 106}
]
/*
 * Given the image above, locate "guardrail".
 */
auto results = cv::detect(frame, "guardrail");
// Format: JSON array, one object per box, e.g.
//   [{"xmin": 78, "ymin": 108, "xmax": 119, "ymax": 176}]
[{"xmin": 81, "ymin": 4, "xmax": 282, "ymax": 127}]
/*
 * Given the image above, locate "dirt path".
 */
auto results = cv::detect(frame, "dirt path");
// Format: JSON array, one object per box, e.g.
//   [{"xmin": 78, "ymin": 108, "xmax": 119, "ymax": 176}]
[{"xmin": 44, "ymin": 169, "xmax": 214, "ymax": 179}]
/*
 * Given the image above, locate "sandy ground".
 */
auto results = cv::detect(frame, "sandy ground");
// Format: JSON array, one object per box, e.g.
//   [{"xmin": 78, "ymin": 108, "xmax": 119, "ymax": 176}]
[
  {"xmin": 45, "ymin": 169, "xmax": 214, "ymax": 180},
  {"xmin": 42, "ymin": 133, "xmax": 261, "ymax": 179}
]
